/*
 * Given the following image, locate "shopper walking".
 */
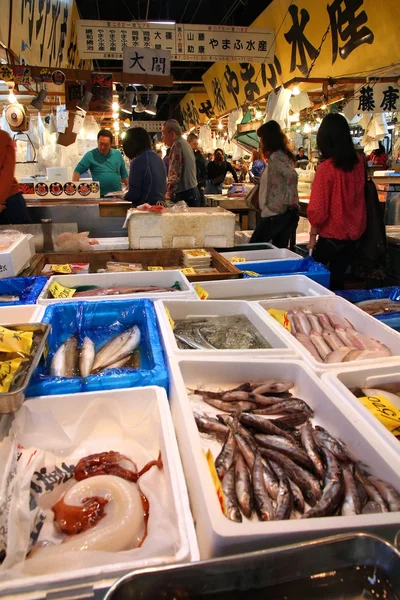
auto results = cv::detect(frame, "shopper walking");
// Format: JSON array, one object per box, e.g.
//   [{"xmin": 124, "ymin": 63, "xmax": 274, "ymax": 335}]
[
  {"xmin": 187, "ymin": 133, "xmax": 207, "ymax": 206},
  {"xmin": 123, "ymin": 127, "xmax": 166, "ymax": 206},
  {"xmin": 250, "ymin": 121, "xmax": 299, "ymax": 247},
  {"xmin": 307, "ymin": 113, "xmax": 366, "ymax": 290},
  {"xmin": 162, "ymin": 120, "xmax": 199, "ymax": 206},
  {"xmin": 205, "ymin": 149, "xmax": 238, "ymax": 194},
  {"xmin": 0, "ymin": 130, "xmax": 31, "ymax": 224}
]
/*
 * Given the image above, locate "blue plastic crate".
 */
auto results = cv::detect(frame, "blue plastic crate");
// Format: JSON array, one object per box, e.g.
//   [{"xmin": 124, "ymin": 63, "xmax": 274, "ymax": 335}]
[
  {"xmin": 27, "ymin": 299, "xmax": 169, "ymax": 396},
  {"xmin": 236, "ymin": 258, "xmax": 330, "ymax": 288},
  {"xmin": 336, "ymin": 286, "xmax": 400, "ymax": 331},
  {"xmin": 0, "ymin": 276, "xmax": 47, "ymax": 307}
]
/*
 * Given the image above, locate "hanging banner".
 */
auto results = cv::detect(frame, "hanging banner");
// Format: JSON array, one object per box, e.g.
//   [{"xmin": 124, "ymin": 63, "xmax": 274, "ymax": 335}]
[
  {"xmin": 0, "ymin": 0, "xmax": 10, "ymax": 48},
  {"xmin": 180, "ymin": 91, "xmax": 214, "ymax": 129},
  {"xmin": 203, "ymin": 0, "xmax": 400, "ymax": 116},
  {"xmin": 355, "ymin": 83, "xmax": 400, "ymax": 114},
  {"xmin": 77, "ymin": 20, "xmax": 274, "ymax": 62},
  {"xmin": 123, "ymin": 47, "xmax": 171, "ymax": 76}
]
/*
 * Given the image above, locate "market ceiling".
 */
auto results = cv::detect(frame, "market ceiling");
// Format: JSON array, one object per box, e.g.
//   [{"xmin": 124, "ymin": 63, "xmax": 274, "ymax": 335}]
[{"xmin": 75, "ymin": 0, "xmax": 273, "ymax": 120}]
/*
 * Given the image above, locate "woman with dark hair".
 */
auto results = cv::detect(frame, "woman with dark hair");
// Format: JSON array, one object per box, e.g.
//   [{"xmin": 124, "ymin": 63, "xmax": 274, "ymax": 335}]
[
  {"xmin": 307, "ymin": 113, "xmax": 366, "ymax": 290},
  {"xmin": 123, "ymin": 127, "xmax": 166, "ymax": 206},
  {"xmin": 367, "ymin": 142, "xmax": 388, "ymax": 168},
  {"xmin": 250, "ymin": 120, "xmax": 299, "ymax": 246},
  {"xmin": 205, "ymin": 148, "xmax": 238, "ymax": 194}
]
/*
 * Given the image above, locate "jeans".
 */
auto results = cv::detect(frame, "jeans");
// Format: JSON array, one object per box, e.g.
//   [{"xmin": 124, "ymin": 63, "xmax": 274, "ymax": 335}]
[
  {"xmin": 174, "ymin": 187, "xmax": 200, "ymax": 207},
  {"xmin": 0, "ymin": 192, "xmax": 32, "ymax": 225},
  {"xmin": 250, "ymin": 208, "xmax": 299, "ymax": 248},
  {"xmin": 313, "ymin": 237, "xmax": 358, "ymax": 291}
]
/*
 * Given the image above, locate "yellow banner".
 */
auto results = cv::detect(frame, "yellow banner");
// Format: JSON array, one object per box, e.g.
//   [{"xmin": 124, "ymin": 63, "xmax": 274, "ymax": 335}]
[
  {"xmin": 203, "ymin": 0, "xmax": 400, "ymax": 116},
  {"xmin": 180, "ymin": 91, "xmax": 215, "ymax": 128}
]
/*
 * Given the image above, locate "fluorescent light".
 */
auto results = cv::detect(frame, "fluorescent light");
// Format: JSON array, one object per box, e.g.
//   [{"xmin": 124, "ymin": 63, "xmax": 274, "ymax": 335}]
[
  {"xmin": 148, "ymin": 20, "xmax": 176, "ymax": 25},
  {"xmin": 255, "ymin": 107, "xmax": 263, "ymax": 119},
  {"xmin": 289, "ymin": 112, "xmax": 300, "ymax": 122},
  {"xmin": 321, "ymin": 104, "xmax": 327, "ymax": 110},
  {"xmin": 112, "ymin": 112, "xmax": 119, "ymax": 119}
]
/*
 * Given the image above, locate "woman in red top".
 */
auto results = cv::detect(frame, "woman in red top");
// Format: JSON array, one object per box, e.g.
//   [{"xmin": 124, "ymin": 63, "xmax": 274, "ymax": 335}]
[
  {"xmin": 307, "ymin": 113, "xmax": 366, "ymax": 290},
  {"xmin": 367, "ymin": 142, "xmax": 388, "ymax": 168},
  {"xmin": 0, "ymin": 130, "xmax": 31, "ymax": 224}
]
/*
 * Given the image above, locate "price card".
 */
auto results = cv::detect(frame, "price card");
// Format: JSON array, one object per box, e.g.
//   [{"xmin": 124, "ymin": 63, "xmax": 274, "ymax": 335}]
[
  {"xmin": 165, "ymin": 307, "xmax": 175, "ymax": 329},
  {"xmin": 49, "ymin": 281, "xmax": 76, "ymax": 299},
  {"xmin": 181, "ymin": 267, "xmax": 196, "ymax": 275},
  {"xmin": 148, "ymin": 266, "xmax": 164, "ymax": 271},
  {"xmin": 268, "ymin": 309, "xmax": 291, "ymax": 332},
  {"xmin": 0, "ymin": 358, "xmax": 23, "ymax": 392},
  {"xmin": 359, "ymin": 394, "xmax": 400, "ymax": 435},
  {"xmin": 0, "ymin": 326, "xmax": 33, "ymax": 355},
  {"xmin": 195, "ymin": 283, "xmax": 209, "ymax": 300},
  {"xmin": 242, "ymin": 270, "xmax": 260, "ymax": 277},
  {"xmin": 205, "ymin": 450, "xmax": 226, "ymax": 515},
  {"xmin": 50, "ymin": 264, "xmax": 72, "ymax": 274},
  {"xmin": 230, "ymin": 257, "xmax": 246, "ymax": 263}
]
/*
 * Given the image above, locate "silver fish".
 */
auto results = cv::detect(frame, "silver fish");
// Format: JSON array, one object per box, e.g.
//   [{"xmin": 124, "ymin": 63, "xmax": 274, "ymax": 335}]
[
  {"xmin": 235, "ymin": 454, "xmax": 253, "ymax": 519},
  {"xmin": 252, "ymin": 452, "xmax": 274, "ymax": 521},
  {"xmin": 254, "ymin": 434, "xmax": 315, "ymax": 472},
  {"xmin": 273, "ymin": 413, "xmax": 310, "ymax": 429},
  {"xmin": 312, "ymin": 427, "xmax": 348, "ymax": 462},
  {"xmin": 250, "ymin": 380, "xmax": 294, "ymax": 395},
  {"xmin": 368, "ymin": 476, "xmax": 400, "ymax": 512},
  {"xmin": 275, "ymin": 477, "xmax": 293, "ymax": 520},
  {"xmin": 222, "ymin": 466, "xmax": 242, "ymax": 523},
  {"xmin": 92, "ymin": 326, "xmax": 141, "ymax": 372},
  {"xmin": 300, "ymin": 421, "xmax": 324, "ymax": 479},
  {"xmin": 234, "ymin": 432, "xmax": 256, "ymax": 470},
  {"xmin": 252, "ymin": 399, "xmax": 313, "ymax": 416},
  {"xmin": 324, "ymin": 347, "xmax": 352, "ymax": 363},
  {"xmin": 202, "ymin": 396, "xmax": 257, "ymax": 413},
  {"xmin": 193, "ymin": 412, "xmax": 229, "ymax": 440},
  {"xmin": 239, "ymin": 413, "xmax": 294, "ymax": 441},
  {"xmin": 50, "ymin": 336, "xmax": 79, "ymax": 378},
  {"xmin": 269, "ymin": 459, "xmax": 305, "ymax": 513},
  {"xmin": 342, "ymin": 464, "xmax": 361, "ymax": 516},
  {"xmin": 215, "ymin": 430, "xmax": 236, "ymax": 480},
  {"xmin": 302, "ymin": 448, "xmax": 344, "ymax": 519},
  {"xmin": 79, "ymin": 336, "xmax": 95, "ymax": 377},
  {"xmin": 101, "ymin": 355, "xmax": 132, "ymax": 370},
  {"xmin": 261, "ymin": 458, "xmax": 279, "ymax": 501},
  {"xmin": 222, "ymin": 391, "xmax": 251, "ymax": 402}
]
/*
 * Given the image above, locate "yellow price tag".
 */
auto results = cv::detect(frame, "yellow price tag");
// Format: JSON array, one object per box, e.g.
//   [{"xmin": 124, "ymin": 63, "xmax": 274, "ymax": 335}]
[
  {"xmin": 0, "ymin": 358, "xmax": 23, "ymax": 392},
  {"xmin": 205, "ymin": 450, "xmax": 226, "ymax": 516},
  {"xmin": 230, "ymin": 257, "xmax": 246, "ymax": 263},
  {"xmin": 0, "ymin": 326, "xmax": 33, "ymax": 355},
  {"xmin": 268, "ymin": 309, "xmax": 291, "ymax": 332},
  {"xmin": 165, "ymin": 307, "xmax": 175, "ymax": 329},
  {"xmin": 195, "ymin": 283, "xmax": 209, "ymax": 300},
  {"xmin": 181, "ymin": 267, "xmax": 196, "ymax": 275},
  {"xmin": 49, "ymin": 281, "xmax": 76, "ymax": 299},
  {"xmin": 359, "ymin": 395, "xmax": 400, "ymax": 436},
  {"xmin": 148, "ymin": 266, "xmax": 164, "ymax": 271},
  {"xmin": 242, "ymin": 270, "xmax": 260, "ymax": 277},
  {"xmin": 50, "ymin": 264, "xmax": 72, "ymax": 274}
]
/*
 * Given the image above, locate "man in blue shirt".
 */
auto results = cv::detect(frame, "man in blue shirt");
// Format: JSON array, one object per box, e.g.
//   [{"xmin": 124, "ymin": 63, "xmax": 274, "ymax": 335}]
[{"xmin": 73, "ymin": 130, "xmax": 129, "ymax": 196}]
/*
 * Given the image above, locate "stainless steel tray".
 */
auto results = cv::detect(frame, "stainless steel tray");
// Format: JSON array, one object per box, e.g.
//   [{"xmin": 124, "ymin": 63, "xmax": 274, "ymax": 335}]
[
  {"xmin": 0, "ymin": 322, "xmax": 50, "ymax": 414},
  {"xmin": 105, "ymin": 533, "xmax": 400, "ymax": 600}
]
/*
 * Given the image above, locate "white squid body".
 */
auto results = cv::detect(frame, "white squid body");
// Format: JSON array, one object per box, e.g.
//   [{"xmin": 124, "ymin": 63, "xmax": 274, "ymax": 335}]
[{"xmin": 30, "ymin": 475, "xmax": 144, "ymax": 557}]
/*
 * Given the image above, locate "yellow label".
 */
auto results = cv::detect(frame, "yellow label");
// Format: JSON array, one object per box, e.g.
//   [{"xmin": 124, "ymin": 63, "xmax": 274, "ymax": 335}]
[
  {"xmin": 242, "ymin": 270, "xmax": 260, "ymax": 277},
  {"xmin": 205, "ymin": 450, "xmax": 226, "ymax": 515},
  {"xmin": 359, "ymin": 395, "xmax": 400, "ymax": 436},
  {"xmin": 268, "ymin": 309, "xmax": 291, "ymax": 332},
  {"xmin": 181, "ymin": 267, "xmax": 196, "ymax": 275},
  {"xmin": 230, "ymin": 257, "xmax": 246, "ymax": 263},
  {"xmin": 195, "ymin": 283, "xmax": 209, "ymax": 300},
  {"xmin": 43, "ymin": 340, "xmax": 49, "ymax": 360},
  {"xmin": 0, "ymin": 326, "xmax": 33, "ymax": 355},
  {"xmin": 0, "ymin": 358, "xmax": 23, "ymax": 392},
  {"xmin": 148, "ymin": 266, "xmax": 164, "ymax": 271},
  {"xmin": 165, "ymin": 307, "xmax": 175, "ymax": 329},
  {"xmin": 183, "ymin": 249, "xmax": 208, "ymax": 257},
  {"xmin": 48, "ymin": 281, "xmax": 76, "ymax": 299},
  {"xmin": 50, "ymin": 264, "xmax": 72, "ymax": 274}
]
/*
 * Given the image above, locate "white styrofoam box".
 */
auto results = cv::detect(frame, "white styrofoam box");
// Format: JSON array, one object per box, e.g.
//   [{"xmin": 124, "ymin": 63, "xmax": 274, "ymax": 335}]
[
  {"xmin": 322, "ymin": 363, "xmax": 400, "ymax": 457},
  {"xmin": 191, "ymin": 275, "xmax": 334, "ymax": 301},
  {"xmin": 254, "ymin": 296, "xmax": 400, "ymax": 371},
  {"xmin": 0, "ymin": 235, "xmax": 34, "ymax": 279},
  {"xmin": 234, "ymin": 230, "xmax": 254, "ymax": 245},
  {"xmin": 91, "ymin": 237, "xmax": 130, "ymax": 251},
  {"xmin": 38, "ymin": 270, "xmax": 196, "ymax": 305},
  {"xmin": 127, "ymin": 207, "xmax": 236, "ymax": 249},
  {"xmin": 46, "ymin": 166, "xmax": 71, "ymax": 181},
  {"xmin": 0, "ymin": 386, "xmax": 198, "ymax": 597},
  {"xmin": 168, "ymin": 357, "xmax": 400, "ymax": 559},
  {"xmin": 0, "ymin": 304, "xmax": 45, "ymax": 324},
  {"xmin": 220, "ymin": 248, "xmax": 301, "ymax": 264},
  {"xmin": 155, "ymin": 299, "xmax": 298, "ymax": 357}
]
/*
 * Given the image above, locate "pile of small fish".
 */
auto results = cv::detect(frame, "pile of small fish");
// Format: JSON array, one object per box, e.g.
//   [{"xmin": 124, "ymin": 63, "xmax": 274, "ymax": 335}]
[
  {"xmin": 50, "ymin": 325, "xmax": 141, "ymax": 378},
  {"xmin": 280, "ymin": 309, "xmax": 392, "ymax": 363},
  {"xmin": 174, "ymin": 315, "xmax": 271, "ymax": 350},
  {"xmin": 356, "ymin": 299, "xmax": 400, "ymax": 316},
  {"xmin": 71, "ymin": 283, "xmax": 181, "ymax": 298},
  {"xmin": 0, "ymin": 294, "xmax": 20, "ymax": 303},
  {"xmin": 191, "ymin": 380, "xmax": 400, "ymax": 523}
]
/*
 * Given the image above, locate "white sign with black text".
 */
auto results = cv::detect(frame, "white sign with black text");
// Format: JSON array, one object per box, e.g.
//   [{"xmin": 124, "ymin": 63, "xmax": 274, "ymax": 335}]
[{"xmin": 123, "ymin": 47, "xmax": 171, "ymax": 76}]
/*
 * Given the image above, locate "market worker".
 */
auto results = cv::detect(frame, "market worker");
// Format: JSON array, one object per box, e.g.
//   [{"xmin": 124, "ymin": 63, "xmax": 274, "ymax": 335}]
[
  {"xmin": 307, "ymin": 113, "xmax": 366, "ymax": 290},
  {"xmin": 123, "ymin": 127, "xmax": 166, "ymax": 206},
  {"xmin": 367, "ymin": 142, "xmax": 388, "ymax": 168},
  {"xmin": 295, "ymin": 146, "xmax": 309, "ymax": 161},
  {"xmin": 205, "ymin": 148, "xmax": 238, "ymax": 194},
  {"xmin": 187, "ymin": 132, "xmax": 207, "ymax": 206},
  {"xmin": 0, "ymin": 130, "xmax": 31, "ymax": 224},
  {"xmin": 73, "ymin": 130, "xmax": 129, "ymax": 197},
  {"xmin": 162, "ymin": 119, "xmax": 199, "ymax": 206}
]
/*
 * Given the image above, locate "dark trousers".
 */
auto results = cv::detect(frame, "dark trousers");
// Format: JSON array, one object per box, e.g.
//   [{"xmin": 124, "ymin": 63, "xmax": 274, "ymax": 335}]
[
  {"xmin": 174, "ymin": 187, "xmax": 200, "ymax": 207},
  {"xmin": 313, "ymin": 237, "xmax": 358, "ymax": 291},
  {"xmin": 250, "ymin": 208, "xmax": 299, "ymax": 248},
  {"xmin": 0, "ymin": 193, "xmax": 32, "ymax": 225}
]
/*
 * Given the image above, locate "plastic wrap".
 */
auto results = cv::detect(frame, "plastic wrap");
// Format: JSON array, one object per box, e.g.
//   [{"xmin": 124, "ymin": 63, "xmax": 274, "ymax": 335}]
[
  {"xmin": 27, "ymin": 299, "xmax": 169, "ymax": 396},
  {"xmin": 237, "ymin": 257, "xmax": 330, "ymax": 288},
  {"xmin": 0, "ymin": 277, "xmax": 47, "ymax": 307}
]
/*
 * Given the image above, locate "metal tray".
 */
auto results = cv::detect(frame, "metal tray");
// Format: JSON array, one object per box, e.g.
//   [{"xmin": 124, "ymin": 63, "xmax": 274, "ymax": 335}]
[
  {"xmin": 105, "ymin": 533, "xmax": 400, "ymax": 600},
  {"xmin": 0, "ymin": 322, "xmax": 50, "ymax": 414}
]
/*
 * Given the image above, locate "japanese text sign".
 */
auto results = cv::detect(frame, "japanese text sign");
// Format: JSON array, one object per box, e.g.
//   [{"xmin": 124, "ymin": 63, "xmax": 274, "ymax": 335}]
[
  {"xmin": 180, "ymin": 91, "xmax": 214, "ymax": 128},
  {"xmin": 356, "ymin": 83, "xmax": 400, "ymax": 113},
  {"xmin": 123, "ymin": 47, "xmax": 171, "ymax": 76}
]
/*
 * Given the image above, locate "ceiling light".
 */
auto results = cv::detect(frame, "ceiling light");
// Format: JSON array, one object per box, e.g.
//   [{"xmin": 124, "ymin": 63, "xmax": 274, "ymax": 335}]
[
  {"xmin": 121, "ymin": 92, "xmax": 135, "ymax": 114},
  {"xmin": 292, "ymin": 85, "xmax": 300, "ymax": 96},
  {"xmin": 30, "ymin": 88, "xmax": 47, "ymax": 111},
  {"xmin": 76, "ymin": 90, "xmax": 93, "ymax": 112},
  {"xmin": 112, "ymin": 112, "xmax": 119, "ymax": 119},
  {"xmin": 145, "ymin": 92, "xmax": 158, "ymax": 115},
  {"xmin": 321, "ymin": 104, "xmax": 327, "ymax": 110},
  {"xmin": 303, "ymin": 123, "xmax": 312, "ymax": 134},
  {"xmin": 114, "ymin": 122, "xmax": 120, "ymax": 131},
  {"xmin": 255, "ymin": 107, "xmax": 263, "ymax": 119},
  {"xmin": 218, "ymin": 121, "xmax": 223, "ymax": 130},
  {"xmin": 134, "ymin": 98, "xmax": 146, "ymax": 113},
  {"xmin": 112, "ymin": 101, "xmax": 120, "ymax": 112}
]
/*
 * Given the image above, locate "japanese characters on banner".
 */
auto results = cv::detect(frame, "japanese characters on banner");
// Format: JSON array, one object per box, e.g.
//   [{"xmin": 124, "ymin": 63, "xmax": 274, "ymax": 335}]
[
  {"xmin": 77, "ymin": 20, "xmax": 275, "ymax": 63},
  {"xmin": 123, "ymin": 48, "xmax": 171, "ymax": 77},
  {"xmin": 180, "ymin": 92, "xmax": 215, "ymax": 130},
  {"xmin": 203, "ymin": 0, "xmax": 400, "ymax": 117},
  {"xmin": 353, "ymin": 83, "xmax": 400, "ymax": 114}
]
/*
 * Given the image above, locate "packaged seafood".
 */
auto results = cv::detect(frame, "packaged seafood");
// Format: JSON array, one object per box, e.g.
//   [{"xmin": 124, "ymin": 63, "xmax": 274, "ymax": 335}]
[
  {"xmin": 0, "ymin": 387, "xmax": 198, "ymax": 595},
  {"xmin": 155, "ymin": 300, "xmax": 298, "ymax": 358},
  {"xmin": 38, "ymin": 271, "xmax": 196, "ymax": 304},
  {"xmin": 41, "ymin": 263, "xmax": 90, "ymax": 275},
  {"xmin": 28, "ymin": 299, "xmax": 168, "ymax": 397},
  {"xmin": 0, "ymin": 276, "xmax": 47, "ymax": 307},
  {"xmin": 168, "ymin": 358, "xmax": 400, "ymax": 558},
  {"xmin": 255, "ymin": 296, "xmax": 400, "ymax": 370}
]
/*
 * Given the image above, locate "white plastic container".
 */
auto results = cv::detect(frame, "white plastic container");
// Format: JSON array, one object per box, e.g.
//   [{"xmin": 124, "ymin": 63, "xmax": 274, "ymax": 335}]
[
  {"xmin": 0, "ymin": 235, "xmax": 33, "ymax": 279},
  {"xmin": 191, "ymin": 275, "xmax": 334, "ymax": 301},
  {"xmin": 0, "ymin": 386, "xmax": 198, "ymax": 597},
  {"xmin": 0, "ymin": 304, "xmax": 45, "ymax": 323},
  {"xmin": 168, "ymin": 357, "xmax": 400, "ymax": 559},
  {"xmin": 91, "ymin": 237, "xmax": 130, "ymax": 251},
  {"xmin": 126, "ymin": 207, "xmax": 236, "ymax": 249},
  {"xmin": 38, "ymin": 270, "xmax": 196, "ymax": 305},
  {"xmin": 220, "ymin": 248, "xmax": 301, "ymax": 263},
  {"xmin": 254, "ymin": 296, "xmax": 400, "ymax": 370},
  {"xmin": 155, "ymin": 299, "xmax": 298, "ymax": 357},
  {"xmin": 322, "ymin": 363, "xmax": 400, "ymax": 457}
]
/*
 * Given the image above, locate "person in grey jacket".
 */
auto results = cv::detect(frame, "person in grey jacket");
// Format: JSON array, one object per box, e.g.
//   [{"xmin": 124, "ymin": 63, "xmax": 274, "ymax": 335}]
[{"xmin": 162, "ymin": 119, "xmax": 199, "ymax": 207}]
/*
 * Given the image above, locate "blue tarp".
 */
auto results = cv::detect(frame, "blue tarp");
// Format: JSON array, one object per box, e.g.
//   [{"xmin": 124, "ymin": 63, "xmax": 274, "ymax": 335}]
[
  {"xmin": 237, "ymin": 257, "xmax": 330, "ymax": 288},
  {"xmin": 336, "ymin": 286, "xmax": 400, "ymax": 331},
  {"xmin": 0, "ymin": 276, "xmax": 47, "ymax": 307},
  {"xmin": 27, "ymin": 299, "xmax": 169, "ymax": 397}
]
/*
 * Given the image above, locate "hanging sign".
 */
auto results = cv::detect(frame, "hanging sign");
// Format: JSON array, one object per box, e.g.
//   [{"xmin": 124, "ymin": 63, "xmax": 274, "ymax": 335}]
[
  {"xmin": 354, "ymin": 83, "xmax": 400, "ymax": 114},
  {"xmin": 123, "ymin": 47, "xmax": 171, "ymax": 76},
  {"xmin": 180, "ymin": 91, "xmax": 214, "ymax": 128}
]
